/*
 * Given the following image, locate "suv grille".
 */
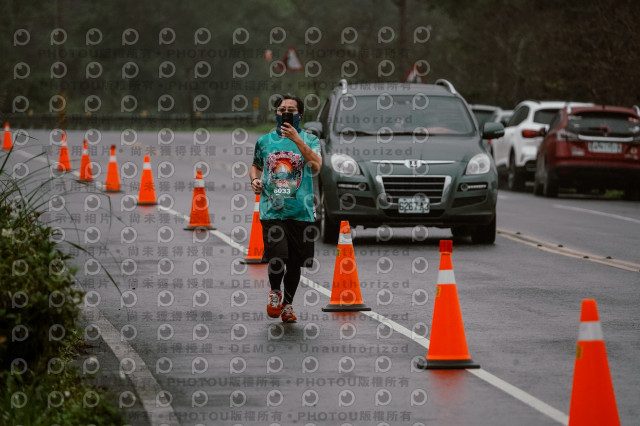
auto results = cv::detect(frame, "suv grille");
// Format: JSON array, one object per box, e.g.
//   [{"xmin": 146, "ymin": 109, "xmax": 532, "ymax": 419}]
[{"xmin": 380, "ymin": 176, "xmax": 447, "ymax": 204}]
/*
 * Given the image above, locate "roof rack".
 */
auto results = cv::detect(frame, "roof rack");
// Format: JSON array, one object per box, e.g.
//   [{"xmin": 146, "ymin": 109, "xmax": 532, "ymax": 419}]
[
  {"xmin": 339, "ymin": 79, "xmax": 348, "ymax": 95},
  {"xmin": 435, "ymin": 79, "xmax": 456, "ymax": 94}
]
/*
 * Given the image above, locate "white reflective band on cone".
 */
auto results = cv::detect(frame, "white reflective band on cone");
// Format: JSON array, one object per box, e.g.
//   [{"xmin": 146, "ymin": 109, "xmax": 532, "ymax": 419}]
[
  {"xmin": 338, "ymin": 233, "xmax": 352, "ymax": 245},
  {"xmin": 437, "ymin": 269, "xmax": 456, "ymax": 284},
  {"xmin": 578, "ymin": 321, "xmax": 604, "ymax": 341},
  {"xmin": 195, "ymin": 179, "xmax": 204, "ymax": 188},
  {"xmin": 109, "ymin": 155, "xmax": 117, "ymax": 161},
  {"xmin": 143, "ymin": 162, "xmax": 151, "ymax": 170},
  {"xmin": 254, "ymin": 202, "xmax": 259, "ymax": 212}
]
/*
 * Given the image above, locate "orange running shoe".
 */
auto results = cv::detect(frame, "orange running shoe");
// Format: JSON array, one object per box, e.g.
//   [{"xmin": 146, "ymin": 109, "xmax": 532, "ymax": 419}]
[
  {"xmin": 267, "ymin": 290, "xmax": 282, "ymax": 318},
  {"xmin": 281, "ymin": 304, "xmax": 297, "ymax": 323}
]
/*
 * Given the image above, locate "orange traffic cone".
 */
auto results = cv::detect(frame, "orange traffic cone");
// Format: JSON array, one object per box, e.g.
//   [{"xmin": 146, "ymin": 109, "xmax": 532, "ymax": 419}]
[
  {"xmin": 78, "ymin": 139, "xmax": 93, "ymax": 182},
  {"xmin": 416, "ymin": 240, "xmax": 479, "ymax": 369},
  {"xmin": 2, "ymin": 123, "xmax": 12, "ymax": 150},
  {"xmin": 57, "ymin": 132, "xmax": 71, "ymax": 171},
  {"xmin": 104, "ymin": 145, "xmax": 121, "ymax": 193},
  {"xmin": 241, "ymin": 194, "xmax": 266, "ymax": 264},
  {"xmin": 568, "ymin": 299, "xmax": 619, "ymax": 426},
  {"xmin": 184, "ymin": 170, "xmax": 215, "ymax": 230},
  {"xmin": 137, "ymin": 155, "xmax": 157, "ymax": 205},
  {"xmin": 322, "ymin": 221, "xmax": 371, "ymax": 312}
]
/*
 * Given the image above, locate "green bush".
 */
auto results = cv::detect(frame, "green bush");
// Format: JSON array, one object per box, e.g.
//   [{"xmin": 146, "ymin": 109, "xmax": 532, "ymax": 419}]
[
  {"xmin": 0, "ymin": 330, "xmax": 123, "ymax": 426},
  {"xmin": 0, "ymin": 148, "xmax": 124, "ymax": 424},
  {"xmin": 0, "ymin": 193, "xmax": 83, "ymax": 367}
]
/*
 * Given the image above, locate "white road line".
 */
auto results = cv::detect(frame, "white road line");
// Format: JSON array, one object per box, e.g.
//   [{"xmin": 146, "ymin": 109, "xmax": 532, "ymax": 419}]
[
  {"xmin": 554, "ymin": 204, "xmax": 640, "ymax": 225},
  {"xmin": 208, "ymin": 219, "xmax": 568, "ymax": 424},
  {"xmin": 301, "ymin": 278, "xmax": 567, "ymax": 424},
  {"xmin": 11, "ymin": 149, "xmax": 568, "ymax": 424},
  {"xmin": 468, "ymin": 369, "xmax": 568, "ymax": 424}
]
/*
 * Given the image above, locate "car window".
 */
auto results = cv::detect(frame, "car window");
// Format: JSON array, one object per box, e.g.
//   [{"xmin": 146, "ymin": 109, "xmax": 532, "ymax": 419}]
[
  {"xmin": 547, "ymin": 112, "xmax": 562, "ymax": 131},
  {"xmin": 499, "ymin": 113, "xmax": 513, "ymax": 127},
  {"xmin": 332, "ymin": 95, "xmax": 475, "ymax": 136},
  {"xmin": 533, "ymin": 109, "xmax": 561, "ymax": 125},
  {"xmin": 507, "ymin": 106, "xmax": 529, "ymax": 127},
  {"xmin": 568, "ymin": 112, "xmax": 640, "ymax": 137},
  {"xmin": 318, "ymin": 98, "xmax": 331, "ymax": 125},
  {"xmin": 473, "ymin": 110, "xmax": 494, "ymax": 127}
]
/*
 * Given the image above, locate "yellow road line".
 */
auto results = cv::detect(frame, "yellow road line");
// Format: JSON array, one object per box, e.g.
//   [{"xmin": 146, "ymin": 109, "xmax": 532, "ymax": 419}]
[{"xmin": 497, "ymin": 228, "xmax": 640, "ymax": 273}]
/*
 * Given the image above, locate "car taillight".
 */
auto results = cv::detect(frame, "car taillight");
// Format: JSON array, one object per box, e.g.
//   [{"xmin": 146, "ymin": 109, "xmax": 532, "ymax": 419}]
[
  {"xmin": 557, "ymin": 129, "xmax": 581, "ymax": 142},
  {"xmin": 554, "ymin": 130, "xmax": 584, "ymax": 157},
  {"xmin": 522, "ymin": 129, "xmax": 542, "ymax": 138}
]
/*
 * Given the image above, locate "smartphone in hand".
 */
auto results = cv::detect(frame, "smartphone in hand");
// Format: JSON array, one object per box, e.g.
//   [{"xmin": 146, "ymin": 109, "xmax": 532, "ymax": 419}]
[{"xmin": 281, "ymin": 112, "xmax": 294, "ymax": 127}]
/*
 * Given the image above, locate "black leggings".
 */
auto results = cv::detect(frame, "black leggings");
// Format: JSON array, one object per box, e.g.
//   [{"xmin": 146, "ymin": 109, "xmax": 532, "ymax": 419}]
[{"xmin": 268, "ymin": 257, "xmax": 301, "ymax": 305}]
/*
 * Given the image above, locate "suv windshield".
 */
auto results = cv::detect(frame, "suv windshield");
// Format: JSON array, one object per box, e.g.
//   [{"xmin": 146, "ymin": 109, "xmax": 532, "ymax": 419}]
[
  {"xmin": 332, "ymin": 95, "xmax": 475, "ymax": 136},
  {"xmin": 533, "ymin": 108, "xmax": 561, "ymax": 125},
  {"xmin": 568, "ymin": 112, "xmax": 640, "ymax": 137}
]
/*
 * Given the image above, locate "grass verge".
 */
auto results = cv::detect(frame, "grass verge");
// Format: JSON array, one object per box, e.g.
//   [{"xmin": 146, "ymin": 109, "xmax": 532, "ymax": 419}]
[{"xmin": 0, "ymin": 146, "xmax": 125, "ymax": 425}]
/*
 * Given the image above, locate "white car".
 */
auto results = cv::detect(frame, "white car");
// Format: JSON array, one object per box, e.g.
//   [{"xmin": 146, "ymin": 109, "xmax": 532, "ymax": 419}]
[
  {"xmin": 493, "ymin": 100, "xmax": 592, "ymax": 190},
  {"xmin": 489, "ymin": 109, "xmax": 513, "ymax": 127}
]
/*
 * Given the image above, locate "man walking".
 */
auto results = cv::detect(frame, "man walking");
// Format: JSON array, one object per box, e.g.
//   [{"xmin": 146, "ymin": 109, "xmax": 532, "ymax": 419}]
[{"xmin": 249, "ymin": 94, "xmax": 321, "ymax": 323}]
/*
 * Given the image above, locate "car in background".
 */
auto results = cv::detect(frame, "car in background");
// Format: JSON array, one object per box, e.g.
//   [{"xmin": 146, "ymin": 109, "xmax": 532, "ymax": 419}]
[
  {"xmin": 303, "ymin": 79, "xmax": 504, "ymax": 244},
  {"xmin": 470, "ymin": 104, "xmax": 502, "ymax": 128},
  {"xmin": 485, "ymin": 109, "xmax": 513, "ymax": 157},
  {"xmin": 534, "ymin": 105, "xmax": 640, "ymax": 198},
  {"xmin": 492, "ymin": 100, "xmax": 592, "ymax": 191},
  {"xmin": 489, "ymin": 109, "xmax": 513, "ymax": 127}
]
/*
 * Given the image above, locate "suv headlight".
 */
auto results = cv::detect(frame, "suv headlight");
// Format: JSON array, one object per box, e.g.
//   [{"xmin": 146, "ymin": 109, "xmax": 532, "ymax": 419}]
[
  {"xmin": 330, "ymin": 153, "xmax": 362, "ymax": 176},
  {"xmin": 465, "ymin": 153, "xmax": 491, "ymax": 175}
]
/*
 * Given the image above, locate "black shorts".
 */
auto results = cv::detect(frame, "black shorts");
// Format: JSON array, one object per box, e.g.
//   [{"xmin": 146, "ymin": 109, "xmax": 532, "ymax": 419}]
[{"xmin": 260, "ymin": 219, "xmax": 317, "ymax": 268}]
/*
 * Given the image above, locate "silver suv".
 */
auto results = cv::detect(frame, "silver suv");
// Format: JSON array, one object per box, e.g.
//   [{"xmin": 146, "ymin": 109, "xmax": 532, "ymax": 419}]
[{"xmin": 303, "ymin": 79, "xmax": 505, "ymax": 244}]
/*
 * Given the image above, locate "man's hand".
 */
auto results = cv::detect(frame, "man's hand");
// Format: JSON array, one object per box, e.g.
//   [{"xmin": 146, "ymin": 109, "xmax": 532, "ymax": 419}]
[
  {"xmin": 251, "ymin": 178, "xmax": 263, "ymax": 194},
  {"xmin": 281, "ymin": 123, "xmax": 321, "ymax": 171},
  {"xmin": 280, "ymin": 122, "xmax": 299, "ymax": 142}
]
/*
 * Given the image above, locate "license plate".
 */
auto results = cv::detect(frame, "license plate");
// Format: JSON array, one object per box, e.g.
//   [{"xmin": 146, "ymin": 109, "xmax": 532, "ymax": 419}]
[
  {"xmin": 398, "ymin": 197, "xmax": 430, "ymax": 213},
  {"xmin": 588, "ymin": 141, "xmax": 621, "ymax": 154}
]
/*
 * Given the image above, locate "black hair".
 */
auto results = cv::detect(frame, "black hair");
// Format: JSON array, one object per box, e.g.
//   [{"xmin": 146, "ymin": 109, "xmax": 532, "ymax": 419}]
[{"xmin": 273, "ymin": 93, "xmax": 304, "ymax": 117}]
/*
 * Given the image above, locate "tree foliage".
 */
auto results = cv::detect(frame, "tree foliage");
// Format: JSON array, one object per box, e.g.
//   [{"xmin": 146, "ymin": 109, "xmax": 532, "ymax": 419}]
[{"xmin": 1, "ymin": 0, "xmax": 638, "ymax": 119}]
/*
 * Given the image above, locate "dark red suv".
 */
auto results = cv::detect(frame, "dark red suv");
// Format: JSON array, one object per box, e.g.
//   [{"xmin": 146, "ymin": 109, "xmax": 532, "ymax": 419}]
[{"xmin": 534, "ymin": 105, "xmax": 640, "ymax": 198}]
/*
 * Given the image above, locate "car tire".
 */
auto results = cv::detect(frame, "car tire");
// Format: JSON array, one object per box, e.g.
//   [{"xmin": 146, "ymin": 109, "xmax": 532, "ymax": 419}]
[
  {"xmin": 451, "ymin": 226, "xmax": 471, "ymax": 238},
  {"xmin": 507, "ymin": 152, "xmax": 525, "ymax": 192},
  {"xmin": 320, "ymin": 194, "xmax": 340, "ymax": 244},
  {"xmin": 471, "ymin": 215, "xmax": 496, "ymax": 244},
  {"xmin": 533, "ymin": 157, "xmax": 545, "ymax": 196},
  {"xmin": 533, "ymin": 173, "xmax": 543, "ymax": 196}
]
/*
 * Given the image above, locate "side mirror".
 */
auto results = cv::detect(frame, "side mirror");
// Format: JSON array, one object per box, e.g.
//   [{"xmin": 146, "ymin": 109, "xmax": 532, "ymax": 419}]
[
  {"xmin": 303, "ymin": 121, "xmax": 323, "ymax": 138},
  {"xmin": 482, "ymin": 122, "xmax": 504, "ymax": 139},
  {"xmin": 538, "ymin": 127, "xmax": 547, "ymax": 137}
]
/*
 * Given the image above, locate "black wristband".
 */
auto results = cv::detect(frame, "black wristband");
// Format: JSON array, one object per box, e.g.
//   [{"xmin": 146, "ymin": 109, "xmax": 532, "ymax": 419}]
[{"xmin": 251, "ymin": 178, "xmax": 260, "ymax": 184}]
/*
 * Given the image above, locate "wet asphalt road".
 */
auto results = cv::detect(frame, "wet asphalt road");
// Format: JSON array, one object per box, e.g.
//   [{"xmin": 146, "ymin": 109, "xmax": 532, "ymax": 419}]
[{"xmin": 4, "ymin": 129, "xmax": 639, "ymax": 426}]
